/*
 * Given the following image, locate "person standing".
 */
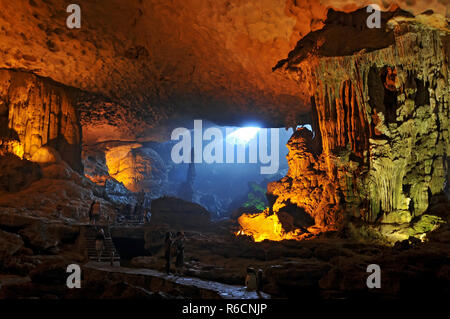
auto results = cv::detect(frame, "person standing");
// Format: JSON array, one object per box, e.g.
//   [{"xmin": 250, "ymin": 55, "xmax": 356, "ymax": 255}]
[
  {"xmin": 245, "ymin": 267, "xmax": 258, "ymax": 291},
  {"xmin": 88, "ymin": 201, "xmax": 95, "ymax": 224},
  {"xmin": 174, "ymin": 231, "xmax": 185, "ymax": 275},
  {"xmin": 95, "ymin": 228, "xmax": 106, "ymax": 262},
  {"xmin": 164, "ymin": 232, "xmax": 173, "ymax": 274},
  {"xmin": 88, "ymin": 201, "xmax": 101, "ymax": 225},
  {"xmin": 257, "ymin": 269, "xmax": 263, "ymax": 292}
]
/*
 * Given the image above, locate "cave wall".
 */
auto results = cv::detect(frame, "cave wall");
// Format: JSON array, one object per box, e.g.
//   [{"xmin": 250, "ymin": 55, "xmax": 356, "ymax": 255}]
[
  {"xmin": 271, "ymin": 19, "xmax": 449, "ymax": 232},
  {"xmin": 1, "ymin": 1, "xmax": 446, "ymax": 139},
  {"xmin": 0, "ymin": 69, "xmax": 83, "ymax": 173},
  {"xmin": 82, "ymin": 141, "xmax": 168, "ymax": 202}
]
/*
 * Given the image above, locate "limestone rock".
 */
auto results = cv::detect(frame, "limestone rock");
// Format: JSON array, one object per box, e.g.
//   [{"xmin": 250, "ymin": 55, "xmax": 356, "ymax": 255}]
[
  {"xmin": 0, "ymin": 229, "xmax": 24, "ymax": 262},
  {"xmin": 30, "ymin": 146, "xmax": 61, "ymax": 165},
  {"xmin": 263, "ymin": 260, "xmax": 330, "ymax": 297},
  {"xmin": 0, "ymin": 211, "xmax": 40, "ymax": 229},
  {"xmin": 28, "ymin": 257, "xmax": 72, "ymax": 286},
  {"xmin": 104, "ymin": 143, "xmax": 168, "ymax": 197},
  {"xmin": 0, "ymin": 154, "xmax": 41, "ymax": 193},
  {"xmin": 268, "ymin": 128, "xmax": 342, "ymax": 231},
  {"xmin": 273, "ymin": 12, "xmax": 449, "ymax": 240},
  {"xmin": 0, "ymin": 70, "xmax": 83, "ymax": 173},
  {"xmin": 150, "ymin": 196, "xmax": 211, "ymax": 230},
  {"xmin": 0, "ymin": 162, "xmax": 117, "ymax": 222},
  {"xmin": 18, "ymin": 222, "xmax": 79, "ymax": 252},
  {"xmin": 0, "ymin": 1, "xmax": 446, "ymax": 140}
]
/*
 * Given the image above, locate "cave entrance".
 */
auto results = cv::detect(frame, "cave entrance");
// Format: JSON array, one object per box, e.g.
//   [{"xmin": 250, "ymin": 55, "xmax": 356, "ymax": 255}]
[{"xmin": 150, "ymin": 124, "xmax": 312, "ymax": 219}]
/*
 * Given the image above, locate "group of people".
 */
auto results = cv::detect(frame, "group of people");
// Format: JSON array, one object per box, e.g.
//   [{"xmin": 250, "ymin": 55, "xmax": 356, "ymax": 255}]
[
  {"xmin": 164, "ymin": 231, "xmax": 185, "ymax": 275},
  {"xmin": 85, "ymin": 199, "xmax": 264, "ymax": 292}
]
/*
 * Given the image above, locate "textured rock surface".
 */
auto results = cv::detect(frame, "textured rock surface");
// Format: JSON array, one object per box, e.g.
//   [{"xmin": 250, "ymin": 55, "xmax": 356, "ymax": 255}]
[
  {"xmin": 150, "ymin": 196, "xmax": 211, "ymax": 230},
  {"xmin": 105, "ymin": 144, "xmax": 167, "ymax": 196},
  {"xmin": 0, "ymin": 154, "xmax": 41, "ymax": 192},
  {"xmin": 0, "ymin": 229, "xmax": 24, "ymax": 262},
  {"xmin": 18, "ymin": 222, "xmax": 79, "ymax": 253},
  {"xmin": 0, "ymin": 1, "xmax": 447, "ymax": 140},
  {"xmin": 30, "ymin": 146, "xmax": 62, "ymax": 164},
  {"xmin": 270, "ymin": 13, "xmax": 449, "ymax": 240},
  {"xmin": 268, "ymin": 128, "xmax": 341, "ymax": 231},
  {"xmin": 140, "ymin": 223, "xmax": 450, "ymax": 298},
  {"xmin": 0, "ymin": 69, "xmax": 82, "ymax": 172},
  {"xmin": 83, "ymin": 141, "xmax": 167, "ymax": 198},
  {"xmin": 0, "ymin": 161, "xmax": 117, "ymax": 222}
]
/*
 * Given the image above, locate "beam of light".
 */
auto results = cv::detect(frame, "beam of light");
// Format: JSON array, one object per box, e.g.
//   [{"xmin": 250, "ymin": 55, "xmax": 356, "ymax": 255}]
[{"xmin": 226, "ymin": 127, "xmax": 260, "ymax": 145}]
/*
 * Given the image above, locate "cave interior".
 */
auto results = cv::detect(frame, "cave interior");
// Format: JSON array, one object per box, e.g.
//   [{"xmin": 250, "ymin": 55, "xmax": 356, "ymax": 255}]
[{"xmin": 0, "ymin": 0, "xmax": 449, "ymax": 300}]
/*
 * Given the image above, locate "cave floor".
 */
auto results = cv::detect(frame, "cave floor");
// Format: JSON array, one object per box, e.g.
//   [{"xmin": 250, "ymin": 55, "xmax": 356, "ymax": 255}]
[
  {"xmin": 84, "ymin": 262, "xmax": 270, "ymax": 299},
  {"xmin": 124, "ymin": 223, "xmax": 450, "ymax": 299}
]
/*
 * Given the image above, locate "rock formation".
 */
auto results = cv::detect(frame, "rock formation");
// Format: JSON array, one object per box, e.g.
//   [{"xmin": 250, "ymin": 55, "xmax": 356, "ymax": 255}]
[
  {"xmin": 150, "ymin": 196, "xmax": 211, "ymax": 230},
  {"xmin": 0, "ymin": 69, "xmax": 82, "ymax": 172},
  {"xmin": 0, "ymin": 1, "xmax": 446, "ymax": 140},
  {"xmin": 0, "ymin": 154, "xmax": 41, "ymax": 193},
  {"xmin": 0, "ymin": 1, "xmax": 448, "ymax": 301},
  {"xmin": 83, "ymin": 141, "xmax": 168, "ymax": 199},
  {"xmin": 270, "ymin": 10, "xmax": 449, "ymax": 241}
]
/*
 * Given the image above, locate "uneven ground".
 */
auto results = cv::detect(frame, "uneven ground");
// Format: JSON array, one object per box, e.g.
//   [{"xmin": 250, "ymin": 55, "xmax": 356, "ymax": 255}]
[
  {"xmin": 0, "ymin": 0, "xmax": 449, "ymax": 300},
  {"xmin": 0, "ymin": 202, "xmax": 449, "ymax": 299},
  {"xmin": 118, "ymin": 214, "xmax": 450, "ymax": 299}
]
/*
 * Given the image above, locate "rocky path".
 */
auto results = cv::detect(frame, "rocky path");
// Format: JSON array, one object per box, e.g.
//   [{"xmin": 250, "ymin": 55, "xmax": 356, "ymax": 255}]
[{"xmin": 84, "ymin": 262, "xmax": 270, "ymax": 299}]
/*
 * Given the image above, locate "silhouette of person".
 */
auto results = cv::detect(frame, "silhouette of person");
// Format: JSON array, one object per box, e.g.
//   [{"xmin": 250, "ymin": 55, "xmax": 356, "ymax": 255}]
[
  {"xmin": 164, "ymin": 232, "xmax": 173, "ymax": 274},
  {"xmin": 174, "ymin": 231, "xmax": 185, "ymax": 275}
]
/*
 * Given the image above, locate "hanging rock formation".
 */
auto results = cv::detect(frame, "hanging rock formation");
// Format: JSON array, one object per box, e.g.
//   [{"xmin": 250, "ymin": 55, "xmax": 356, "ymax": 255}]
[
  {"xmin": 271, "ymin": 10, "xmax": 449, "ymax": 240},
  {"xmin": 0, "ymin": 69, "xmax": 83, "ymax": 172}
]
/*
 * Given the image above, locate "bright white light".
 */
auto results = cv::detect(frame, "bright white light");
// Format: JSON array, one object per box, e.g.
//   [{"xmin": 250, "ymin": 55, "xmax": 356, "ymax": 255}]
[{"xmin": 226, "ymin": 127, "xmax": 260, "ymax": 145}]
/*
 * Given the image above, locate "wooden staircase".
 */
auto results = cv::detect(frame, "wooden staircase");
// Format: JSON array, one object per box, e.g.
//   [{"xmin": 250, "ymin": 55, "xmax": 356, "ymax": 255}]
[{"xmin": 85, "ymin": 225, "xmax": 120, "ymax": 266}]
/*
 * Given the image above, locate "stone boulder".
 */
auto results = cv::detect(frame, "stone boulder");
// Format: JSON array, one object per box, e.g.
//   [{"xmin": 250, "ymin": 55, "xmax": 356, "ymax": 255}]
[
  {"xmin": 0, "ymin": 229, "xmax": 24, "ymax": 262},
  {"xmin": 0, "ymin": 160, "xmax": 117, "ymax": 222},
  {"xmin": 18, "ymin": 222, "xmax": 79, "ymax": 253},
  {"xmin": 30, "ymin": 146, "xmax": 62, "ymax": 164},
  {"xmin": 40, "ymin": 162, "xmax": 73, "ymax": 180},
  {"xmin": 105, "ymin": 144, "xmax": 167, "ymax": 197},
  {"xmin": 0, "ymin": 211, "xmax": 39, "ymax": 229},
  {"xmin": 0, "ymin": 153, "xmax": 41, "ymax": 192},
  {"xmin": 263, "ymin": 260, "xmax": 331, "ymax": 298},
  {"xmin": 277, "ymin": 200, "xmax": 315, "ymax": 231},
  {"xmin": 104, "ymin": 178, "xmax": 136, "ymax": 205},
  {"xmin": 150, "ymin": 196, "xmax": 211, "ymax": 230},
  {"xmin": 29, "ymin": 256, "xmax": 72, "ymax": 286}
]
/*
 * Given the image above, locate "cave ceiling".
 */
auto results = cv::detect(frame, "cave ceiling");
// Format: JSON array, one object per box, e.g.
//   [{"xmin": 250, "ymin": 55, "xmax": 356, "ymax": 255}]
[{"xmin": 0, "ymin": 0, "xmax": 447, "ymax": 142}]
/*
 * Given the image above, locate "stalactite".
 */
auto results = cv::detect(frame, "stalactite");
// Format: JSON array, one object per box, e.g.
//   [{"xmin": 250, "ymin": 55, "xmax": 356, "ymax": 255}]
[
  {"xmin": 273, "ymin": 18, "xmax": 449, "ymax": 229},
  {"xmin": 0, "ymin": 69, "xmax": 83, "ymax": 173}
]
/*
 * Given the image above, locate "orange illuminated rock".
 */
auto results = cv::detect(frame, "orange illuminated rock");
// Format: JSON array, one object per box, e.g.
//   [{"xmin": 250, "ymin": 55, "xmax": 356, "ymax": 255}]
[
  {"xmin": 30, "ymin": 146, "xmax": 62, "ymax": 164},
  {"xmin": 104, "ymin": 144, "xmax": 167, "ymax": 196},
  {"xmin": 267, "ymin": 128, "xmax": 343, "ymax": 232},
  {"xmin": 271, "ymin": 11, "xmax": 450, "ymax": 241},
  {"xmin": 236, "ymin": 208, "xmax": 312, "ymax": 242},
  {"xmin": 0, "ymin": 70, "xmax": 82, "ymax": 172},
  {"xmin": 0, "ymin": 1, "xmax": 446, "ymax": 138}
]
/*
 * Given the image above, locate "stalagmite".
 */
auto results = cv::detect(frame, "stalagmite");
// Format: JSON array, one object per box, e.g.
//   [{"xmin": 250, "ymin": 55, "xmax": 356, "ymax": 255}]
[{"xmin": 272, "ymin": 11, "xmax": 449, "ymax": 239}]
